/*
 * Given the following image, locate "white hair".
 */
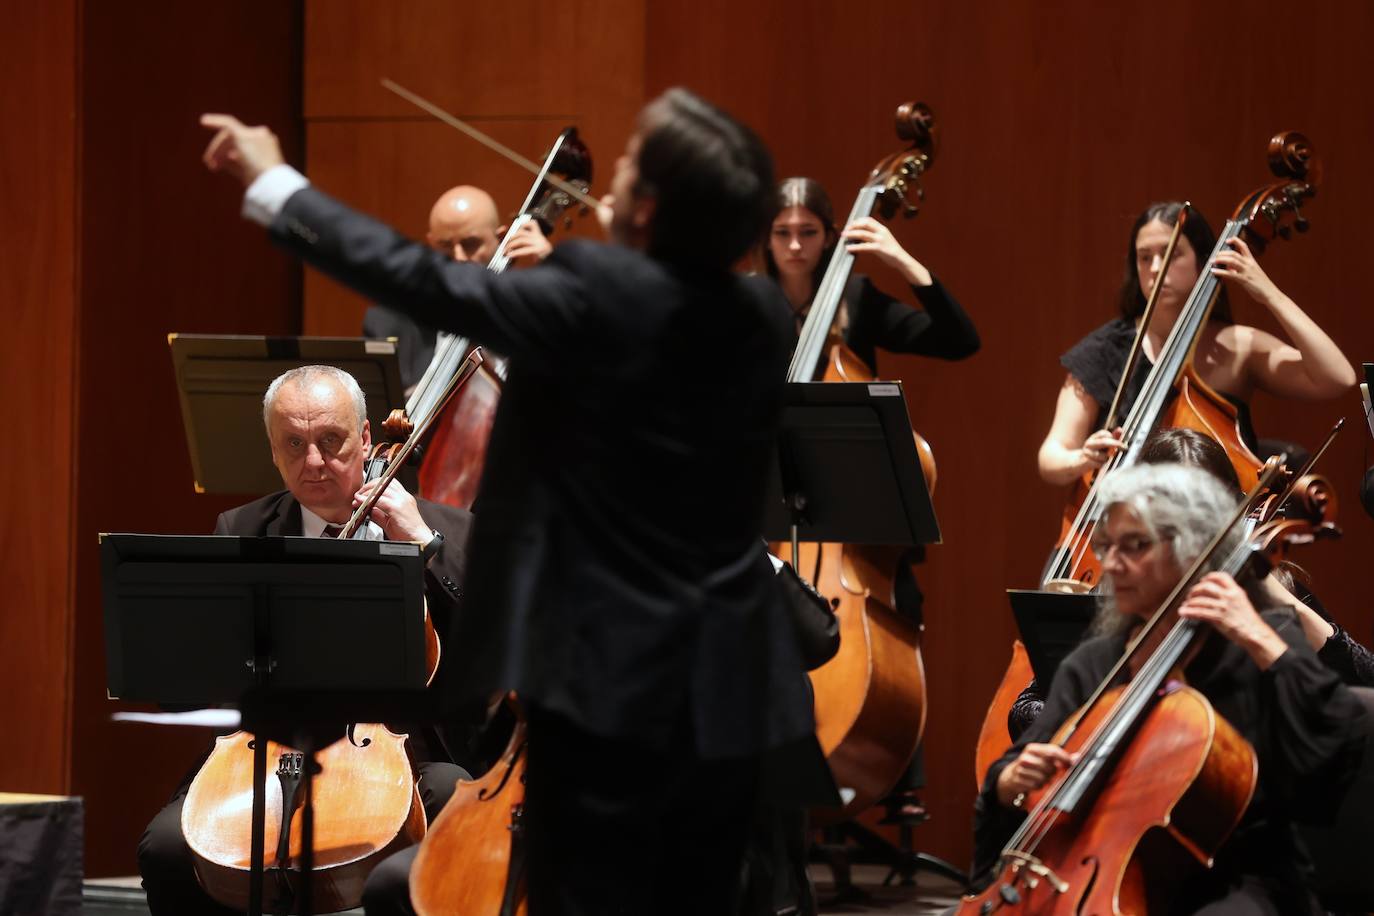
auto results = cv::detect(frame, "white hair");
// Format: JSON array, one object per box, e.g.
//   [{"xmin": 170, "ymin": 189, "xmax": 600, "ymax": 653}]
[
  {"xmin": 1091, "ymin": 462, "xmax": 1247, "ymax": 634},
  {"xmin": 262, "ymin": 365, "xmax": 367, "ymax": 433}
]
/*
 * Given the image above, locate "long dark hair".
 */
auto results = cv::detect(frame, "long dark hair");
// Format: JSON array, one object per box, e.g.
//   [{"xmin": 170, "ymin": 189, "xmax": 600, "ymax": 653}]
[
  {"xmin": 1138, "ymin": 427, "xmax": 1242, "ymax": 493},
  {"xmin": 762, "ymin": 177, "xmax": 837, "ymax": 300},
  {"xmin": 1116, "ymin": 202, "xmax": 1231, "ymax": 323}
]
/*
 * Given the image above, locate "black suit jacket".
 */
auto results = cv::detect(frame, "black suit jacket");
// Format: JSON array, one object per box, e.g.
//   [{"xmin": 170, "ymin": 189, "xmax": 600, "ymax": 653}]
[
  {"xmin": 363, "ymin": 304, "xmax": 438, "ymax": 391},
  {"xmin": 271, "ymin": 187, "xmax": 812, "ymax": 758}
]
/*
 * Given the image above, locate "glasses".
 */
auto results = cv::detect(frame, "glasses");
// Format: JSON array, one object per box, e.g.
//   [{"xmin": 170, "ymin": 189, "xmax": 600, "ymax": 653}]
[{"xmin": 1089, "ymin": 534, "xmax": 1157, "ymax": 562}]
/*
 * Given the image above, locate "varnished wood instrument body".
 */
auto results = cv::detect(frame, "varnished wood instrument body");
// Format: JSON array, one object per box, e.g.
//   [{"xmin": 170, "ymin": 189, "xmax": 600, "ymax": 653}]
[
  {"xmin": 957, "ymin": 684, "xmax": 1256, "ymax": 915},
  {"xmin": 418, "ymin": 364, "xmax": 502, "ymax": 510},
  {"xmin": 411, "ymin": 713, "xmax": 528, "ymax": 915},
  {"xmin": 974, "ymin": 640, "xmax": 1032, "ymax": 788},
  {"xmin": 182, "ymin": 725, "xmax": 425, "ymax": 913}
]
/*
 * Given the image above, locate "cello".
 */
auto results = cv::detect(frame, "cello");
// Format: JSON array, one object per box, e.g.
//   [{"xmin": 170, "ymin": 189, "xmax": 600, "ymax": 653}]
[
  {"xmin": 409, "ymin": 699, "xmax": 529, "ymax": 916},
  {"xmin": 180, "ymin": 353, "xmax": 484, "ymax": 913},
  {"xmin": 959, "ymin": 462, "xmax": 1342, "ymax": 915},
  {"xmin": 782, "ymin": 100, "xmax": 940, "ymax": 822},
  {"xmin": 975, "ymin": 132, "xmax": 1321, "ymax": 783},
  {"xmin": 409, "ymin": 128, "xmax": 593, "ymax": 509}
]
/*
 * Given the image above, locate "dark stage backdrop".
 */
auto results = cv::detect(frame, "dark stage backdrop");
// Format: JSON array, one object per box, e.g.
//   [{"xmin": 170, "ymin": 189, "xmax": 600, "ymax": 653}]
[{"xmin": 3, "ymin": 0, "xmax": 1370, "ymax": 877}]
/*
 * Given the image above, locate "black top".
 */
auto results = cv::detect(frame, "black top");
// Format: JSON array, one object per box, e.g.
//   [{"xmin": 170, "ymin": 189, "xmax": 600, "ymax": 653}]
[
  {"xmin": 271, "ymin": 187, "xmax": 813, "ymax": 758},
  {"xmin": 1009, "ymin": 589, "xmax": 1374, "ymax": 743},
  {"xmin": 794, "ymin": 274, "xmax": 980, "ymax": 375},
  {"xmin": 977, "ymin": 610, "xmax": 1369, "ymax": 912},
  {"xmin": 1060, "ymin": 317, "xmax": 1259, "ymax": 451}
]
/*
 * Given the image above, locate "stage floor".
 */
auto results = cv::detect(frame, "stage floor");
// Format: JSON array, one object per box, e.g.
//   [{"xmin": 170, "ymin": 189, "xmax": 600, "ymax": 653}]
[{"xmin": 83, "ymin": 866, "xmax": 962, "ymax": 915}]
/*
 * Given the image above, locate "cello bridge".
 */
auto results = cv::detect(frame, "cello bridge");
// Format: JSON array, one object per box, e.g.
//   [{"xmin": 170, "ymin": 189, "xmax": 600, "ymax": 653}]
[{"xmin": 1003, "ymin": 850, "xmax": 1070, "ymax": 894}]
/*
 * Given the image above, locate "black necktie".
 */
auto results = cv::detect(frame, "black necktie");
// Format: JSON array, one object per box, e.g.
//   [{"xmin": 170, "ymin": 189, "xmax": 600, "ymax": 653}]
[{"xmin": 322, "ymin": 524, "xmax": 344, "ymax": 539}]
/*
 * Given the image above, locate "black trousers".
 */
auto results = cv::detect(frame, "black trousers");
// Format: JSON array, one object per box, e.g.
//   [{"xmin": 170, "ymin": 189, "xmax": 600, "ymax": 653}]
[
  {"xmin": 523, "ymin": 705, "xmax": 760, "ymax": 916},
  {"xmin": 138, "ymin": 760, "xmax": 464, "ymax": 915}
]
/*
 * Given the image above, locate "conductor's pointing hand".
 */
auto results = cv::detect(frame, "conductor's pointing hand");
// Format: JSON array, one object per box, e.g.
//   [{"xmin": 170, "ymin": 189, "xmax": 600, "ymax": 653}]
[{"xmin": 200, "ymin": 114, "xmax": 285, "ymax": 187}]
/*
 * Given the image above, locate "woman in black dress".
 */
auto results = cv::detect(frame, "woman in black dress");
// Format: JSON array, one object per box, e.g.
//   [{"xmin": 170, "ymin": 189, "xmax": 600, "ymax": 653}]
[
  {"xmin": 1037, "ymin": 201, "xmax": 1353, "ymax": 487},
  {"xmin": 763, "ymin": 176, "xmax": 979, "ymax": 372}
]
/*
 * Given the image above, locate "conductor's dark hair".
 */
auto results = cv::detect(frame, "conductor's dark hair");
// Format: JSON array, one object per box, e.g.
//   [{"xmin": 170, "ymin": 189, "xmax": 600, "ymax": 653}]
[
  {"xmin": 634, "ymin": 88, "xmax": 775, "ymax": 271},
  {"xmin": 1116, "ymin": 201, "xmax": 1231, "ymax": 324}
]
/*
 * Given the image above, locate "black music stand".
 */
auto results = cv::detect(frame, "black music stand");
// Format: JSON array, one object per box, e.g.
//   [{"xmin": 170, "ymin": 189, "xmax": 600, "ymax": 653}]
[
  {"xmin": 168, "ymin": 334, "xmax": 407, "ymax": 495},
  {"xmin": 1007, "ymin": 590, "xmax": 1098, "ymax": 689},
  {"xmin": 101, "ymin": 533, "xmax": 430, "ymax": 916},
  {"xmin": 763, "ymin": 381, "xmax": 940, "ymax": 549},
  {"xmin": 760, "ymin": 383, "xmax": 959, "ymax": 898}
]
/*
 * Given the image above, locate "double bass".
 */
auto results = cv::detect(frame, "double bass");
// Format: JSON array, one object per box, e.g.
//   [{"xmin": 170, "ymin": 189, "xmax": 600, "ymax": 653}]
[
  {"xmin": 410, "ymin": 128, "xmax": 593, "ymax": 510},
  {"xmin": 958, "ymin": 462, "xmax": 1341, "ymax": 914},
  {"xmin": 783, "ymin": 100, "xmax": 939, "ymax": 822},
  {"xmin": 975, "ymin": 132, "xmax": 1322, "ymax": 783},
  {"xmin": 1047, "ymin": 131, "xmax": 1320, "ymax": 593},
  {"xmin": 180, "ymin": 354, "xmax": 484, "ymax": 913}
]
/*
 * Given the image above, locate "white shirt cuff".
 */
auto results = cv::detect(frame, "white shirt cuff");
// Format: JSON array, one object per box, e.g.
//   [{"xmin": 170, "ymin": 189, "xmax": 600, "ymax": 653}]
[{"xmin": 242, "ymin": 164, "xmax": 310, "ymax": 227}]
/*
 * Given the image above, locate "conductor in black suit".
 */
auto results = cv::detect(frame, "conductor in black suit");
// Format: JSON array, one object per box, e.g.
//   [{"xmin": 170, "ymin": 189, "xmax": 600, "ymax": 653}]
[
  {"xmin": 202, "ymin": 88, "xmax": 814, "ymax": 914},
  {"xmin": 137, "ymin": 364, "xmax": 474, "ymax": 915}
]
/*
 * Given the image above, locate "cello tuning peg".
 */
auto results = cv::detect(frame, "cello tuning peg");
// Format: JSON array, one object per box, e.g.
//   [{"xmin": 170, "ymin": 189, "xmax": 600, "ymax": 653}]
[
  {"xmin": 904, "ymin": 204, "xmax": 919, "ymax": 217},
  {"xmin": 1294, "ymin": 216, "xmax": 1310, "ymax": 233},
  {"xmin": 1277, "ymin": 225, "xmax": 1293, "ymax": 240}
]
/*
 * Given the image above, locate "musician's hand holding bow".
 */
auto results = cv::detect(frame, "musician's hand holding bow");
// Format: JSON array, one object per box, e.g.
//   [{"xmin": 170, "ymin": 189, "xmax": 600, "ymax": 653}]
[
  {"xmin": 1079, "ymin": 426, "xmax": 1126, "ymax": 473},
  {"xmin": 996, "ymin": 743, "xmax": 1079, "ymax": 808},
  {"xmin": 1177, "ymin": 572, "xmax": 1289, "ymax": 670},
  {"xmin": 353, "ymin": 478, "xmax": 432, "ymax": 544},
  {"xmin": 200, "ymin": 113, "xmax": 285, "ymax": 187}
]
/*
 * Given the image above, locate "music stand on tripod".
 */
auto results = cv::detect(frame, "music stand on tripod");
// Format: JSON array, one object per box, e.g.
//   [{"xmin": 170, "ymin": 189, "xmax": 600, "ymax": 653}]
[
  {"xmin": 101, "ymin": 532, "xmax": 432, "ymax": 916},
  {"xmin": 761, "ymin": 382, "xmax": 964, "ymax": 897}
]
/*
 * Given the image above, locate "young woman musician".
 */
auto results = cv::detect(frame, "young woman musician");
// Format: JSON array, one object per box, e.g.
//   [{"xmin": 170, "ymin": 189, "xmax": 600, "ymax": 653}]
[
  {"xmin": 763, "ymin": 176, "xmax": 979, "ymax": 371},
  {"xmin": 1037, "ymin": 201, "xmax": 1354, "ymax": 486},
  {"xmin": 978, "ymin": 463, "xmax": 1368, "ymax": 913},
  {"xmin": 762, "ymin": 175, "xmax": 979, "ymax": 825}
]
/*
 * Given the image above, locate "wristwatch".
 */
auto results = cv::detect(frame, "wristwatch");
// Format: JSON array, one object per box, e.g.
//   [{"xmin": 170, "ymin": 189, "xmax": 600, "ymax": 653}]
[{"xmin": 420, "ymin": 529, "xmax": 445, "ymax": 562}]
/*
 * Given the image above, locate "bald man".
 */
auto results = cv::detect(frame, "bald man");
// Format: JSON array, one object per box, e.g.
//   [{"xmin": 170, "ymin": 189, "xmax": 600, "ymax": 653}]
[{"xmin": 365, "ymin": 185, "xmax": 551, "ymax": 390}]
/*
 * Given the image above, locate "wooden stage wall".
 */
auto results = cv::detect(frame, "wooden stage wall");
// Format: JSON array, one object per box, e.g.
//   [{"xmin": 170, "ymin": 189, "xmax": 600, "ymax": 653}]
[
  {"xmin": 2, "ymin": 0, "xmax": 1370, "ymax": 878},
  {"xmin": 644, "ymin": 0, "xmax": 1374, "ymax": 865}
]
